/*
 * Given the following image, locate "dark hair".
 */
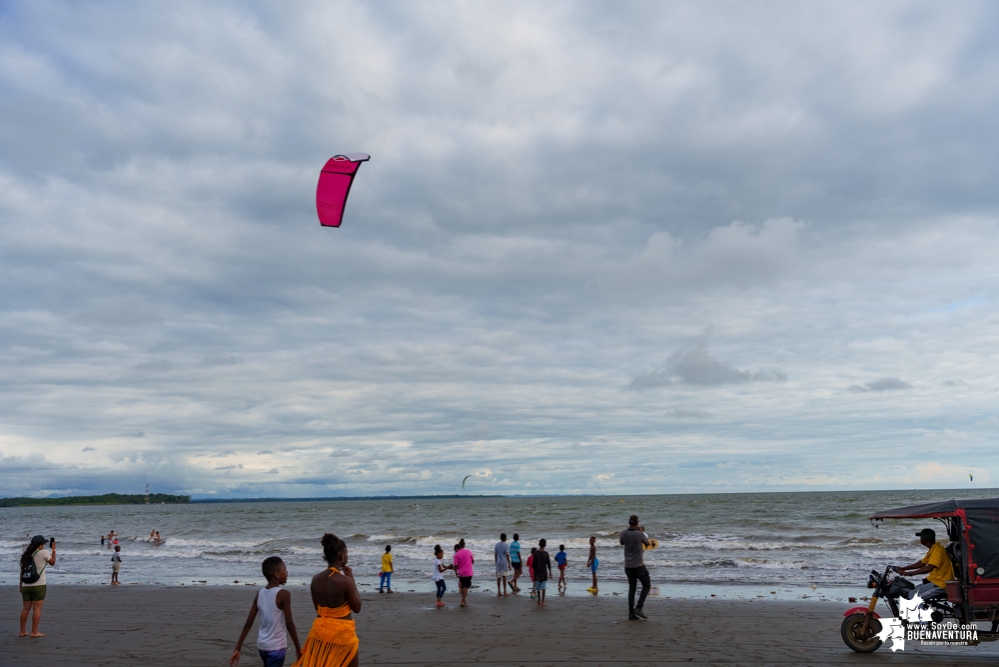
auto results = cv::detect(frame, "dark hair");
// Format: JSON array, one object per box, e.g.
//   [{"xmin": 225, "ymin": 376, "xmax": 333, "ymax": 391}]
[
  {"xmin": 434, "ymin": 544, "xmax": 443, "ymax": 554},
  {"xmin": 459, "ymin": 538, "xmax": 466, "ymax": 547},
  {"xmin": 500, "ymin": 533, "xmax": 507, "ymax": 540},
  {"xmin": 385, "ymin": 545, "xmax": 391, "ymax": 553},
  {"xmin": 513, "ymin": 533, "xmax": 519, "ymax": 540},
  {"xmin": 321, "ymin": 533, "xmax": 347, "ymax": 566},
  {"xmin": 559, "ymin": 544, "xmax": 565, "ymax": 550},
  {"xmin": 20, "ymin": 543, "xmax": 38, "ymax": 569},
  {"xmin": 454, "ymin": 543, "xmax": 461, "ymax": 552},
  {"xmin": 531, "ymin": 547, "xmax": 537, "ymax": 553},
  {"xmin": 539, "ymin": 539, "xmax": 546, "ymax": 548},
  {"xmin": 262, "ymin": 556, "xmax": 284, "ymax": 579},
  {"xmin": 629, "ymin": 514, "xmax": 640, "ymax": 526}
]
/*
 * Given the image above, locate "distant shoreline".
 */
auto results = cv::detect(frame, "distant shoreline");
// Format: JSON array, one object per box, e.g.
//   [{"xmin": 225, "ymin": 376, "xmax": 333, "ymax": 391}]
[
  {"xmin": 190, "ymin": 494, "xmax": 502, "ymax": 503},
  {"xmin": 0, "ymin": 493, "xmax": 190, "ymax": 507}
]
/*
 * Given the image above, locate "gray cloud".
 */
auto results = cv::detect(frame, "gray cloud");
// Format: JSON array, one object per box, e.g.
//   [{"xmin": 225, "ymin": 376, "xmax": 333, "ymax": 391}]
[
  {"xmin": 630, "ymin": 331, "xmax": 787, "ymax": 389},
  {"xmin": 668, "ymin": 408, "xmax": 714, "ymax": 420},
  {"xmin": 848, "ymin": 377, "xmax": 913, "ymax": 393},
  {"xmin": 1, "ymin": 2, "xmax": 999, "ymax": 496},
  {"xmin": 198, "ymin": 354, "xmax": 243, "ymax": 368}
]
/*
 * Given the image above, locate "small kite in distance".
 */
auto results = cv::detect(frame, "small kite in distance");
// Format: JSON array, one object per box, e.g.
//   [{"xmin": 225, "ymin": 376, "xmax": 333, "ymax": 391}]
[
  {"xmin": 970, "ymin": 473, "xmax": 974, "ymax": 482},
  {"xmin": 316, "ymin": 153, "xmax": 370, "ymax": 228},
  {"xmin": 462, "ymin": 475, "xmax": 472, "ymax": 490}
]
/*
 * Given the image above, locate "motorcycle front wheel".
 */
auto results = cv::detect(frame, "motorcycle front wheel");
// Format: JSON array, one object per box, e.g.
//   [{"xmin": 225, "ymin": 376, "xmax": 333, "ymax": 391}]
[{"xmin": 841, "ymin": 613, "xmax": 883, "ymax": 653}]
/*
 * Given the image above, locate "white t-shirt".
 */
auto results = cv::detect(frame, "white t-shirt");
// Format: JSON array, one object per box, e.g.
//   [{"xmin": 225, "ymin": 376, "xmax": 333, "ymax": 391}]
[
  {"xmin": 432, "ymin": 558, "xmax": 445, "ymax": 582},
  {"xmin": 256, "ymin": 586, "xmax": 288, "ymax": 651},
  {"xmin": 23, "ymin": 548, "xmax": 51, "ymax": 587},
  {"xmin": 112, "ymin": 553, "xmax": 122, "ymax": 563}
]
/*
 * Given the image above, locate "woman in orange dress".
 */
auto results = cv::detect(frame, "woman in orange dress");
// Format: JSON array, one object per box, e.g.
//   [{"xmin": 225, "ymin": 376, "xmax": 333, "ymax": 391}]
[{"xmin": 293, "ymin": 534, "xmax": 362, "ymax": 667}]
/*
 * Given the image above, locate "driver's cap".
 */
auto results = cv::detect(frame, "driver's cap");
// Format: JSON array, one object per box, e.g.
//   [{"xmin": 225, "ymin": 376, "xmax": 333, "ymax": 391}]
[{"xmin": 916, "ymin": 528, "xmax": 936, "ymax": 542}]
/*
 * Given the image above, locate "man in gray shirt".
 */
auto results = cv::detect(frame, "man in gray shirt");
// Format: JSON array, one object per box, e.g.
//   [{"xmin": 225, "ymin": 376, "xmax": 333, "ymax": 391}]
[{"xmin": 620, "ymin": 514, "xmax": 651, "ymax": 620}]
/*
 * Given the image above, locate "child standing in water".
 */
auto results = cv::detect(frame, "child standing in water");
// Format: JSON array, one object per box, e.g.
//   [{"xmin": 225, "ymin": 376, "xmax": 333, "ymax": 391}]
[
  {"xmin": 527, "ymin": 547, "xmax": 537, "ymax": 598},
  {"xmin": 111, "ymin": 545, "xmax": 122, "ymax": 585},
  {"xmin": 555, "ymin": 544, "xmax": 568, "ymax": 592},
  {"xmin": 532, "ymin": 540, "xmax": 553, "ymax": 607},
  {"xmin": 432, "ymin": 545, "xmax": 453, "ymax": 607},
  {"xmin": 230, "ymin": 556, "xmax": 302, "ymax": 667},
  {"xmin": 586, "ymin": 536, "xmax": 599, "ymax": 592},
  {"xmin": 379, "ymin": 545, "xmax": 394, "ymax": 593},
  {"xmin": 509, "ymin": 534, "xmax": 523, "ymax": 592}
]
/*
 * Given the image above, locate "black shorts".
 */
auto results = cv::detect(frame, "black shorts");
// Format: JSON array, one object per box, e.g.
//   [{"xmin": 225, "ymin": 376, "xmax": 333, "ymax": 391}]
[
  {"xmin": 511, "ymin": 561, "xmax": 522, "ymax": 571},
  {"xmin": 459, "ymin": 576, "xmax": 473, "ymax": 588}
]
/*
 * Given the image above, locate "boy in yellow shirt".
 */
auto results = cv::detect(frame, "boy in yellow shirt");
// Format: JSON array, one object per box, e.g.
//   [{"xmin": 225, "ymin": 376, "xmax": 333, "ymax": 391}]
[{"xmin": 379, "ymin": 545, "xmax": 394, "ymax": 593}]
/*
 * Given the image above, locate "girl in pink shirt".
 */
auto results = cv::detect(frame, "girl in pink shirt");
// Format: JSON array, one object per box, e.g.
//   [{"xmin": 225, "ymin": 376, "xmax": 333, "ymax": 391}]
[{"xmin": 453, "ymin": 540, "xmax": 475, "ymax": 607}]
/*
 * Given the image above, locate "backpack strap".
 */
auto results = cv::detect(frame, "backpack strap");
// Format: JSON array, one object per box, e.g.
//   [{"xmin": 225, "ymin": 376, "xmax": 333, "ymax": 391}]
[{"xmin": 34, "ymin": 547, "xmax": 48, "ymax": 577}]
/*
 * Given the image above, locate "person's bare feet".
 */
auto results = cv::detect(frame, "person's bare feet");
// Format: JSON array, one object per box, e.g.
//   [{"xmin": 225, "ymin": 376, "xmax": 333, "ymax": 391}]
[
  {"xmin": 19, "ymin": 633, "xmax": 28, "ymax": 637},
  {"xmin": 30, "ymin": 633, "xmax": 45, "ymax": 637}
]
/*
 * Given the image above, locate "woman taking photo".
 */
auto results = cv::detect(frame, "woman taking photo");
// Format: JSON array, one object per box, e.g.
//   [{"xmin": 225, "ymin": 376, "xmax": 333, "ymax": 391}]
[{"xmin": 19, "ymin": 535, "xmax": 56, "ymax": 637}]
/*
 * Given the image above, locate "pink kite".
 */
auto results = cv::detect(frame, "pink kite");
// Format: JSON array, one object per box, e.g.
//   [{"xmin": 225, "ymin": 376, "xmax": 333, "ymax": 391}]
[{"xmin": 316, "ymin": 153, "xmax": 370, "ymax": 227}]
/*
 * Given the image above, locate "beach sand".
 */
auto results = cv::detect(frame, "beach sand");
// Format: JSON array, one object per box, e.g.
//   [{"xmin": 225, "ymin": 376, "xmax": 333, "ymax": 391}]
[{"xmin": 4, "ymin": 584, "xmax": 999, "ymax": 665}]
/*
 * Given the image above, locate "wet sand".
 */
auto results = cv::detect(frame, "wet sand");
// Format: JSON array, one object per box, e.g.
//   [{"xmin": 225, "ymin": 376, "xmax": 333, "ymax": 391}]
[{"xmin": 4, "ymin": 584, "xmax": 999, "ymax": 665}]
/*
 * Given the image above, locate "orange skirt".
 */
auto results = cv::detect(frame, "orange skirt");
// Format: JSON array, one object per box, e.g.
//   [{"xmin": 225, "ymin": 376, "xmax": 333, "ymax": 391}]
[{"xmin": 291, "ymin": 604, "xmax": 358, "ymax": 667}]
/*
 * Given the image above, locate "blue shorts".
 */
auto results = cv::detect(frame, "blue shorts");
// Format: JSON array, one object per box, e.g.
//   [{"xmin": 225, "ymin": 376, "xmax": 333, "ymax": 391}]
[
  {"xmin": 258, "ymin": 648, "xmax": 287, "ymax": 667},
  {"xmin": 535, "ymin": 580, "xmax": 547, "ymax": 591},
  {"xmin": 591, "ymin": 557, "xmax": 599, "ymax": 573}
]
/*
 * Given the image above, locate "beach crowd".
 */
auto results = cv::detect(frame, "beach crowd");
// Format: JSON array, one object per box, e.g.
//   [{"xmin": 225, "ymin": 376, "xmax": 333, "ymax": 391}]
[
  {"xmin": 229, "ymin": 514, "xmax": 654, "ymax": 666},
  {"xmin": 18, "ymin": 515, "xmax": 653, "ymax": 667}
]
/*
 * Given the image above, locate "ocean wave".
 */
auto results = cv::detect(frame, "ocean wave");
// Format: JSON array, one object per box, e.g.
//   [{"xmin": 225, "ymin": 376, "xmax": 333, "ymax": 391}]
[
  {"xmin": 0, "ymin": 539, "xmax": 32, "ymax": 549},
  {"xmin": 668, "ymin": 536, "xmax": 820, "ymax": 551},
  {"xmin": 164, "ymin": 537, "xmax": 265, "ymax": 549}
]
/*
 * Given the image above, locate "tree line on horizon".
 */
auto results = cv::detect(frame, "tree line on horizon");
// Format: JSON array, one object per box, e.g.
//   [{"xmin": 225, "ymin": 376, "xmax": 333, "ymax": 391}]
[{"xmin": 0, "ymin": 493, "xmax": 191, "ymax": 507}]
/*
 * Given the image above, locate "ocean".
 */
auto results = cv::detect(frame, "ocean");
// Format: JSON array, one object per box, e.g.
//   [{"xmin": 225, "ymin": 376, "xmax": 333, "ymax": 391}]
[{"xmin": 2, "ymin": 489, "xmax": 991, "ymax": 600}]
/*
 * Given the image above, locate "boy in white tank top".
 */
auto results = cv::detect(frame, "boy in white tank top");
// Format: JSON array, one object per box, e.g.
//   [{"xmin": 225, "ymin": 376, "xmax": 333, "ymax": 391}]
[{"xmin": 230, "ymin": 557, "xmax": 302, "ymax": 667}]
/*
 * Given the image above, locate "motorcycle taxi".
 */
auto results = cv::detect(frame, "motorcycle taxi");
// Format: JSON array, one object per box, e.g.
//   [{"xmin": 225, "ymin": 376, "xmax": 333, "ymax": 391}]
[{"xmin": 842, "ymin": 497, "xmax": 999, "ymax": 652}]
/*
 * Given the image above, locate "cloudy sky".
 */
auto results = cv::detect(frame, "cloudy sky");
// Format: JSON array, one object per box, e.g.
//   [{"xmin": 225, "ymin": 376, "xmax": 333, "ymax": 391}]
[{"xmin": 2, "ymin": 1, "xmax": 999, "ymax": 498}]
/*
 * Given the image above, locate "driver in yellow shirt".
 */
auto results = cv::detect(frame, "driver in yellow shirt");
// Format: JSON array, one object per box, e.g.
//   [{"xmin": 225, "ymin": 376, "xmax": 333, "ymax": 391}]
[{"xmin": 896, "ymin": 528, "xmax": 955, "ymax": 600}]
